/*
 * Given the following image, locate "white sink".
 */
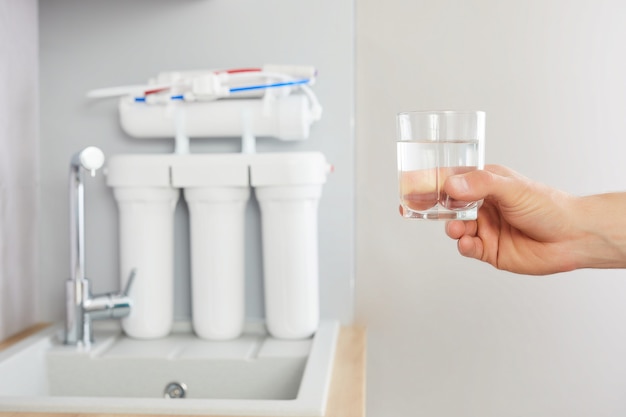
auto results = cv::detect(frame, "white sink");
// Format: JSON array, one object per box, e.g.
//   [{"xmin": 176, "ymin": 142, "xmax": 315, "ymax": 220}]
[{"xmin": 0, "ymin": 320, "xmax": 339, "ymax": 416}]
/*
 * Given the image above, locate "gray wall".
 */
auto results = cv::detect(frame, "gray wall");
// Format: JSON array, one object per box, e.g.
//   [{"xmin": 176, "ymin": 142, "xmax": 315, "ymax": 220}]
[
  {"xmin": 356, "ymin": 1, "xmax": 626, "ymax": 416},
  {"xmin": 38, "ymin": 1, "xmax": 354, "ymax": 324},
  {"xmin": 0, "ymin": 0, "xmax": 38, "ymax": 340}
]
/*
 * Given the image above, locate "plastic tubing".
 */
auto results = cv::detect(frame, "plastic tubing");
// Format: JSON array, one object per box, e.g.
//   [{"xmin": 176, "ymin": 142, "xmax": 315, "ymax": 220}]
[
  {"xmin": 224, "ymin": 71, "xmax": 305, "ymax": 83},
  {"xmin": 221, "ymin": 67, "xmax": 262, "ymax": 74},
  {"xmin": 133, "ymin": 79, "xmax": 312, "ymax": 102},
  {"xmin": 229, "ymin": 78, "xmax": 311, "ymax": 93}
]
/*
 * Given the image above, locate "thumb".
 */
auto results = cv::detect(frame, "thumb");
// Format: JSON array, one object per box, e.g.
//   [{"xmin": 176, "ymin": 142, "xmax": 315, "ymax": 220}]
[{"xmin": 444, "ymin": 167, "xmax": 520, "ymax": 205}]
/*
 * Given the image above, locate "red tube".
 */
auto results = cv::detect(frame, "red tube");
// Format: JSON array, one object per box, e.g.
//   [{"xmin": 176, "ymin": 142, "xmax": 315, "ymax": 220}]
[
  {"xmin": 221, "ymin": 68, "xmax": 262, "ymax": 74},
  {"xmin": 144, "ymin": 87, "xmax": 170, "ymax": 95}
]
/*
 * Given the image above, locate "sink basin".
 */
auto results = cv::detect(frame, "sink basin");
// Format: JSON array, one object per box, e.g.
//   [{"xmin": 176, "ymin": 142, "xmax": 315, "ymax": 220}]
[{"xmin": 0, "ymin": 320, "xmax": 339, "ymax": 416}]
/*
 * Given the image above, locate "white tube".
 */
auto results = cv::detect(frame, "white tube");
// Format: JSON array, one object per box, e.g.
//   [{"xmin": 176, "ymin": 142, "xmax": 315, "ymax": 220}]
[
  {"xmin": 262, "ymin": 65, "xmax": 317, "ymax": 80},
  {"xmin": 185, "ymin": 186, "xmax": 250, "ymax": 340},
  {"xmin": 255, "ymin": 185, "xmax": 323, "ymax": 339},
  {"xmin": 113, "ymin": 187, "xmax": 179, "ymax": 339}
]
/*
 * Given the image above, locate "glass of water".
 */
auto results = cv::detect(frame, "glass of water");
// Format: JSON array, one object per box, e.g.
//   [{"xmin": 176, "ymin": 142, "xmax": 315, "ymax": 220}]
[{"xmin": 396, "ymin": 110, "xmax": 486, "ymax": 220}]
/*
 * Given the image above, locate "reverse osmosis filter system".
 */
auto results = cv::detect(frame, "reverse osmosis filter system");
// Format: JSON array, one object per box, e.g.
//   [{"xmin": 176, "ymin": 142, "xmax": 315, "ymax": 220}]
[{"xmin": 88, "ymin": 65, "xmax": 331, "ymax": 340}]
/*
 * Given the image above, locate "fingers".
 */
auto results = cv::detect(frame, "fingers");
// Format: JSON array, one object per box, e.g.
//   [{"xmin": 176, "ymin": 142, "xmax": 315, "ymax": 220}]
[
  {"xmin": 446, "ymin": 221, "xmax": 485, "ymax": 261},
  {"xmin": 445, "ymin": 220, "xmax": 477, "ymax": 239},
  {"xmin": 457, "ymin": 235, "xmax": 485, "ymax": 259},
  {"xmin": 447, "ymin": 204, "xmax": 496, "ymax": 264},
  {"xmin": 445, "ymin": 221, "xmax": 464, "ymax": 239}
]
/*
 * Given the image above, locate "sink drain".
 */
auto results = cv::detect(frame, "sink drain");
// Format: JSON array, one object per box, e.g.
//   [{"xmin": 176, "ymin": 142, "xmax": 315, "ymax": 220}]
[{"xmin": 164, "ymin": 382, "xmax": 187, "ymax": 399}]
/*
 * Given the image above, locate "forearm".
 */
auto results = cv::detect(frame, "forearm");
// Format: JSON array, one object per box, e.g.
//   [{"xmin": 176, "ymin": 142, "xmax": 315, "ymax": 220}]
[{"xmin": 569, "ymin": 193, "xmax": 626, "ymax": 270}]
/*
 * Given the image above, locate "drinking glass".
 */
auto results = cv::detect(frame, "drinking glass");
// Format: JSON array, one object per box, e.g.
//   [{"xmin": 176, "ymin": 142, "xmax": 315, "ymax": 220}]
[{"xmin": 397, "ymin": 110, "xmax": 485, "ymax": 220}]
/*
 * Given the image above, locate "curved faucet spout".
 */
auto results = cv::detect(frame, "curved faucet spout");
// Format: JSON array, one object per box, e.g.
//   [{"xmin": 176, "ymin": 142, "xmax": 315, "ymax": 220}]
[
  {"xmin": 69, "ymin": 146, "xmax": 105, "ymax": 284},
  {"xmin": 65, "ymin": 147, "xmax": 134, "ymax": 347}
]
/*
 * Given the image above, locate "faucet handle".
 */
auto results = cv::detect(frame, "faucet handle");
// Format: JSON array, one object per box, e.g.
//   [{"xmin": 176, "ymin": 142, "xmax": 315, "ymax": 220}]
[
  {"xmin": 83, "ymin": 268, "xmax": 137, "ymax": 321},
  {"xmin": 123, "ymin": 268, "xmax": 137, "ymax": 297}
]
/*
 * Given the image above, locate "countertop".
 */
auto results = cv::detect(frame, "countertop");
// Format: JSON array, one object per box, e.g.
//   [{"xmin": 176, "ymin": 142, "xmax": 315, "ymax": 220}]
[{"xmin": 0, "ymin": 324, "xmax": 366, "ymax": 417}]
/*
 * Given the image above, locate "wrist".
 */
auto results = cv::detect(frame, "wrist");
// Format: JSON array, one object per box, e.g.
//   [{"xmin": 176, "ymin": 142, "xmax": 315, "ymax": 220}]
[{"xmin": 569, "ymin": 193, "xmax": 626, "ymax": 270}]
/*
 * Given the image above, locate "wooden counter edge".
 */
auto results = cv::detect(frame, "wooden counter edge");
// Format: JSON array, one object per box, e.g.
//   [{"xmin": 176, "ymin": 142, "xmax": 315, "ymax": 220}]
[
  {"xmin": 0, "ymin": 324, "xmax": 366, "ymax": 417},
  {"xmin": 0, "ymin": 323, "xmax": 52, "ymax": 352},
  {"xmin": 324, "ymin": 325, "xmax": 366, "ymax": 417}
]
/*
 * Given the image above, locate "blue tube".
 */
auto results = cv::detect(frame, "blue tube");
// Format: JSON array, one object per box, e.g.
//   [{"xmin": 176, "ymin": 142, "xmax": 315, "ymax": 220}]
[
  {"xmin": 134, "ymin": 95, "xmax": 183, "ymax": 102},
  {"xmin": 133, "ymin": 79, "xmax": 311, "ymax": 103},
  {"xmin": 229, "ymin": 78, "xmax": 310, "ymax": 93}
]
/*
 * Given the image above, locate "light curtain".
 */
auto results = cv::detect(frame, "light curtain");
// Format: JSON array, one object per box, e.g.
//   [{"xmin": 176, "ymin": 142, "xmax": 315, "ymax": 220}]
[{"xmin": 0, "ymin": 0, "xmax": 38, "ymax": 340}]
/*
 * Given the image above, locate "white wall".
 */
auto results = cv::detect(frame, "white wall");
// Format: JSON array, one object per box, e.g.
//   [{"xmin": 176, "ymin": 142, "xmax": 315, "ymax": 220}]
[
  {"xmin": 356, "ymin": 1, "xmax": 626, "ymax": 416},
  {"xmin": 0, "ymin": 0, "xmax": 38, "ymax": 340}
]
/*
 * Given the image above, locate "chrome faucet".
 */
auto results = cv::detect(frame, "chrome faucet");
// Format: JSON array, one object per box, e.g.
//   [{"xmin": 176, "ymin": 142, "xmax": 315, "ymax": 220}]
[{"xmin": 65, "ymin": 146, "xmax": 135, "ymax": 347}]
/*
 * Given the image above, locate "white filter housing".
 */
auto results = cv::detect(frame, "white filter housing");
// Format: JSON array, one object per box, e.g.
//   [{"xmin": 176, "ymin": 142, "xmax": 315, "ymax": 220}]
[
  {"xmin": 185, "ymin": 187, "xmax": 249, "ymax": 340},
  {"xmin": 107, "ymin": 155, "xmax": 179, "ymax": 339},
  {"xmin": 251, "ymin": 153, "xmax": 329, "ymax": 339},
  {"xmin": 174, "ymin": 154, "xmax": 251, "ymax": 340},
  {"xmin": 119, "ymin": 95, "xmax": 315, "ymax": 140},
  {"xmin": 106, "ymin": 152, "xmax": 330, "ymax": 341}
]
